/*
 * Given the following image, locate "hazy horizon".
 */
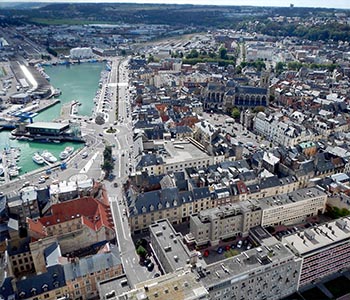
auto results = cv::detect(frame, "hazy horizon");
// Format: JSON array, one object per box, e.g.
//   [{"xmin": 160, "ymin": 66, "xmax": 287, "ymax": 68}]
[{"xmin": 1, "ymin": 0, "xmax": 350, "ymax": 9}]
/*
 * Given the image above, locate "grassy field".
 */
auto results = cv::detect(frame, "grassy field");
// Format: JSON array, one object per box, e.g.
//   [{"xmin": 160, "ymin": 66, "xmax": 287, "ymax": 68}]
[{"xmin": 30, "ymin": 18, "xmax": 118, "ymax": 25}]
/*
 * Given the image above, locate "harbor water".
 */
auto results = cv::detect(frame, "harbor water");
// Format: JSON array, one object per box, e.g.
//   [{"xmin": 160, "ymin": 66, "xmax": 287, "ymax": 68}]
[
  {"xmin": 0, "ymin": 62, "xmax": 105, "ymax": 176},
  {"xmin": 36, "ymin": 62, "xmax": 105, "ymax": 121}
]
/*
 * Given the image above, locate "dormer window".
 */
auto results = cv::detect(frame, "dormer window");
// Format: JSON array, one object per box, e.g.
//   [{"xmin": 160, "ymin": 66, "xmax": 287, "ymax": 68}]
[
  {"xmin": 173, "ymin": 200, "xmax": 177, "ymax": 206},
  {"xmin": 158, "ymin": 203, "xmax": 163, "ymax": 210},
  {"xmin": 150, "ymin": 205, "xmax": 154, "ymax": 212},
  {"xmin": 142, "ymin": 206, "xmax": 147, "ymax": 213},
  {"xmin": 42, "ymin": 284, "xmax": 48, "ymax": 292},
  {"xmin": 165, "ymin": 201, "xmax": 170, "ymax": 208}
]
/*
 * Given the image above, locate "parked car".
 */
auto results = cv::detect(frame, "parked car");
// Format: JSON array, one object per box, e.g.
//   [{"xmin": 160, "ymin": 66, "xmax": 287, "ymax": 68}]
[
  {"xmin": 144, "ymin": 258, "xmax": 151, "ymax": 266},
  {"xmin": 147, "ymin": 262, "xmax": 154, "ymax": 271}
]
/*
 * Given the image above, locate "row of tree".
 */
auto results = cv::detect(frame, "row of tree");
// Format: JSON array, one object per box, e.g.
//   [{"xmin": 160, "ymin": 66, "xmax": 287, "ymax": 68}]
[{"xmin": 102, "ymin": 146, "xmax": 114, "ymax": 178}]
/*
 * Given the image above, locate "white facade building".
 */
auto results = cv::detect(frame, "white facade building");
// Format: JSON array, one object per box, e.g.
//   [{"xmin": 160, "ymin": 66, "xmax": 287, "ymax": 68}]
[{"xmin": 70, "ymin": 47, "xmax": 93, "ymax": 59}]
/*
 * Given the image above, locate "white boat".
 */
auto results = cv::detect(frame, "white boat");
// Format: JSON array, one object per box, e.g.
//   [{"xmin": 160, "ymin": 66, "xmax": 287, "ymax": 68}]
[
  {"xmin": 59, "ymin": 146, "xmax": 74, "ymax": 160},
  {"xmin": 0, "ymin": 164, "xmax": 4, "ymax": 176},
  {"xmin": 41, "ymin": 150, "xmax": 58, "ymax": 163},
  {"xmin": 32, "ymin": 152, "xmax": 45, "ymax": 165},
  {"xmin": 8, "ymin": 168, "xmax": 19, "ymax": 177}
]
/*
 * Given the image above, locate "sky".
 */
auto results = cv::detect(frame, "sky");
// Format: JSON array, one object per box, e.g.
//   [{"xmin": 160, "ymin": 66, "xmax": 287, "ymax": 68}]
[{"xmin": 1, "ymin": 0, "xmax": 350, "ymax": 9}]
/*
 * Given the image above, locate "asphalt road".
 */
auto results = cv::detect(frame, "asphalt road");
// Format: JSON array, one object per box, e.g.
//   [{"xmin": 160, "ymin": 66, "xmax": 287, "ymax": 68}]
[
  {"xmin": 106, "ymin": 57, "xmax": 159, "ymax": 287},
  {"xmin": 0, "ymin": 56, "xmax": 157, "ymax": 287}
]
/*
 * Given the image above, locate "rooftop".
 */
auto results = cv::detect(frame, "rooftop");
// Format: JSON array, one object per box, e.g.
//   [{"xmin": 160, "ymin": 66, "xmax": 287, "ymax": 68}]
[
  {"xmin": 25, "ymin": 122, "xmax": 69, "ymax": 130},
  {"xmin": 118, "ymin": 269, "xmax": 208, "ymax": 300},
  {"xmin": 155, "ymin": 140, "xmax": 210, "ymax": 165},
  {"xmin": 150, "ymin": 219, "xmax": 192, "ymax": 272},
  {"xmin": 259, "ymin": 187, "xmax": 326, "ymax": 209},
  {"xmin": 27, "ymin": 197, "xmax": 113, "ymax": 238},
  {"xmin": 282, "ymin": 216, "xmax": 350, "ymax": 256},
  {"xmin": 200, "ymin": 238, "xmax": 295, "ymax": 289}
]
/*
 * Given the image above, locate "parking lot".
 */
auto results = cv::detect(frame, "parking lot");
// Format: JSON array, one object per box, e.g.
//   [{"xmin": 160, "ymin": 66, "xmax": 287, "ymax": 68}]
[{"xmin": 195, "ymin": 237, "xmax": 254, "ymax": 265}]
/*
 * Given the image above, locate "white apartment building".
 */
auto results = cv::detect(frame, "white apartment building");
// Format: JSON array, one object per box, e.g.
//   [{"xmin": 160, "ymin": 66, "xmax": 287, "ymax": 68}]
[
  {"xmin": 283, "ymin": 217, "xmax": 350, "ymax": 287},
  {"xmin": 260, "ymin": 187, "xmax": 327, "ymax": 227},
  {"xmin": 201, "ymin": 237, "xmax": 302, "ymax": 300},
  {"xmin": 189, "ymin": 201, "xmax": 262, "ymax": 246},
  {"xmin": 254, "ymin": 112, "xmax": 313, "ymax": 147},
  {"xmin": 69, "ymin": 47, "xmax": 93, "ymax": 59}
]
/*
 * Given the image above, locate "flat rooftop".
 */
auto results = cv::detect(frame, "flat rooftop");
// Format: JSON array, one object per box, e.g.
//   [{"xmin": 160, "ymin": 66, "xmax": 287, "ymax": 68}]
[
  {"xmin": 26, "ymin": 121, "xmax": 69, "ymax": 130},
  {"xmin": 118, "ymin": 269, "xmax": 208, "ymax": 300},
  {"xmin": 259, "ymin": 186, "xmax": 326, "ymax": 209},
  {"xmin": 192, "ymin": 201, "xmax": 260, "ymax": 225},
  {"xmin": 150, "ymin": 219, "xmax": 192, "ymax": 272},
  {"xmin": 154, "ymin": 140, "xmax": 210, "ymax": 165},
  {"xmin": 200, "ymin": 238, "xmax": 295, "ymax": 289},
  {"xmin": 98, "ymin": 274, "xmax": 130, "ymax": 299},
  {"xmin": 282, "ymin": 216, "xmax": 350, "ymax": 256}
]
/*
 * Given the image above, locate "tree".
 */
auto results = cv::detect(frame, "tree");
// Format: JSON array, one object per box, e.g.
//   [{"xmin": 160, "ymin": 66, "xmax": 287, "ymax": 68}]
[
  {"xmin": 235, "ymin": 65, "xmax": 243, "ymax": 74},
  {"xmin": 253, "ymin": 106, "xmax": 265, "ymax": 113},
  {"xmin": 219, "ymin": 46, "xmax": 228, "ymax": 60},
  {"xmin": 186, "ymin": 49, "xmax": 199, "ymax": 59},
  {"xmin": 103, "ymin": 146, "xmax": 112, "ymax": 161},
  {"xmin": 147, "ymin": 55, "xmax": 155, "ymax": 63},
  {"xmin": 275, "ymin": 62, "xmax": 286, "ymax": 74},
  {"xmin": 231, "ymin": 107, "xmax": 240, "ymax": 119},
  {"xmin": 136, "ymin": 245, "xmax": 147, "ymax": 258},
  {"xmin": 102, "ymin": 160, "xmax": 114, "ymax": 174}
]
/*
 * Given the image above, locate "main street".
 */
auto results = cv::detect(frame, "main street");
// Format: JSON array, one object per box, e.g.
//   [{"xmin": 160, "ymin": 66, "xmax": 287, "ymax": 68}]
[
  {"xmin": 0, "ymin": 55, "xmax": 153, "ymax": 287},
  {"xmin": 106, "ymin": 57, "xmax": 159, "ymax": 287}
]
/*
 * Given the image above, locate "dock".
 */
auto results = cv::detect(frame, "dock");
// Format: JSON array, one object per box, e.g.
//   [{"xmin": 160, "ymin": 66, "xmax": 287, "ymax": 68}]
[
  {"xmin": 60, "ymin": 100, "xmax": 78, "ymax": 119},
  {"xmin": 34, "ymin": 99, "xmax": 60, "ymax": 114}
]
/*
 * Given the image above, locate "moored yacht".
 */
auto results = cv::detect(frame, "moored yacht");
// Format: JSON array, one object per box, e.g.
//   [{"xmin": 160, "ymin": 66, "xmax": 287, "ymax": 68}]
[
  {"xmin": 41, "ymin": 150, "xmax": 58, "ymax": 163},
  {"xmin": 32, "ymin": 152, "xmax": 45, "ymax": 165},
  {"xmin": 59, "ymin": 146, "xmax": 74, "ymax": 160}
]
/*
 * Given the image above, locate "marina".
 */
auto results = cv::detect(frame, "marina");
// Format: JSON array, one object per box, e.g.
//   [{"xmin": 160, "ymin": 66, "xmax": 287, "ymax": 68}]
[
  {"xmin": 35, "ymin": 62, "xmax": 105, "ymax": 121},
  {"xmin": 0, "ymin": 62, "xmax": 105, "ymax": 178}
]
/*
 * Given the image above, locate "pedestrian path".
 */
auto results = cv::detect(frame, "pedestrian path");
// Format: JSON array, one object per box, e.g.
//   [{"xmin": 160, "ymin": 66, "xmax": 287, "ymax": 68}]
[{"xmin": 79, "ymin": 151, "xmax": 99, "ymax": 173}]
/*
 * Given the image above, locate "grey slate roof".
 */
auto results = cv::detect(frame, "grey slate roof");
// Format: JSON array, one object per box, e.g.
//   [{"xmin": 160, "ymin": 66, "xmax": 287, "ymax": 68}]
[
  {"xmin": 63, "ymin": 244, "xmax": 121, "ymax": 280},
  {"xmin": 16, "ymin": 265, "xmax": 66, "ymax": 299},
  {"xmin": 44, "ymin": 242, "xmax": 61, "ymax": 268},
  {"xmin": 136, "ymin": 154, "xmax": 163, "ymax": 169},
  {"xmin": 237, "ymin": 86, "xmax": 267, "ymax": 95}
]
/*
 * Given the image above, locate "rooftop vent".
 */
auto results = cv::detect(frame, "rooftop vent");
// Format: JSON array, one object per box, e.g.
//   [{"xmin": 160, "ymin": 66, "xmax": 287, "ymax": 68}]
[
  {"xmin": 305, "ymin": 230, "xmax": 315, "ymax": 241},
  {"xmin": 336, "ymin": 219, "xmax": 347, "ymax": 230}
]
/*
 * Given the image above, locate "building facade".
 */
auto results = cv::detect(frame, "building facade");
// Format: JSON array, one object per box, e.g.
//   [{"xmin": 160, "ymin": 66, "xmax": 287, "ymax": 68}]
[
  {"xmin": 200, "ymin": 237, "xmax": 302, "ymax": 300},
  {"xmin": 283, "ymin": 217, "xmax": 350, "ymax": 287},
  {"xmin": 189, "ymin": 201, "xmax": 261, "ymax": 246},
  {"xmin": 260, "ymin": 187, "xmax": 327, "ymax": 227}
]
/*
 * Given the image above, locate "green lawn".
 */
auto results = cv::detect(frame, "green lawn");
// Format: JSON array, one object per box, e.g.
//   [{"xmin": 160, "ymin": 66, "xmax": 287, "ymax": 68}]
[{"xmin": 30, "ymin": 18, "xmax": 117, "ymax": 25}]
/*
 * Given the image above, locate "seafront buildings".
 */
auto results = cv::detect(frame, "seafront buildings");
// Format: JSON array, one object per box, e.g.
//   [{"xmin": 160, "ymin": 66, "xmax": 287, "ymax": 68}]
[{"xmin": 2, "ymin": 5, "xmax": 350, "ymax": 300}]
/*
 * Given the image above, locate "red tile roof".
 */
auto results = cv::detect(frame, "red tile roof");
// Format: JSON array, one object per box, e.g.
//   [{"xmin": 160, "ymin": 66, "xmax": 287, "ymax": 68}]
[{"xmin": 27, "ymin": 197, "xmax": 114, "ymax": 238}]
